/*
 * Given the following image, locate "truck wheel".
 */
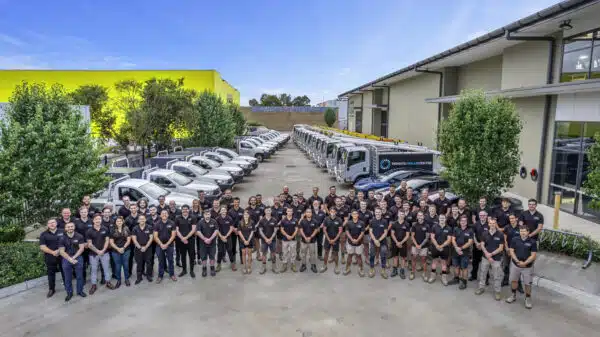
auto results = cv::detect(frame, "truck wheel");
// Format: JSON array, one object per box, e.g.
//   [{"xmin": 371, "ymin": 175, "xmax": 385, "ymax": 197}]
[{"xmin": 255, "ymin": 154, "xmax": 264, "ymax": 162}]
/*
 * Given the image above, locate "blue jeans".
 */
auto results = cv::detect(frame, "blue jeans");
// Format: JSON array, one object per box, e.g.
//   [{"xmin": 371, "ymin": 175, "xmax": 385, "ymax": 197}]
[
  {"xmin": 156, "ymin": 244, "xmax": 175, "ymax": 278},
  {"xmin": 111, "ymin": 250, "xmax": 131, "ymax": 281},
  {"xmin": 62, "ymin": 256, "xmax": 84, "ymax": 295}
]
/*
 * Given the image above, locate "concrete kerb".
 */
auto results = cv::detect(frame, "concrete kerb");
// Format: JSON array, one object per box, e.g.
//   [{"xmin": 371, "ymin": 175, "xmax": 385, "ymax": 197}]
[{"xmin": 0, "ymin": 276, "xmax": 47, "ymax": 300}]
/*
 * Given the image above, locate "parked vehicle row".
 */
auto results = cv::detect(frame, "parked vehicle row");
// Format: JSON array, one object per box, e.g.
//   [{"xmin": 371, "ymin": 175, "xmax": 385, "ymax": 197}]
[{"xmin": 92, "ymin": 130, "xmax": 289, "ymax": 210}]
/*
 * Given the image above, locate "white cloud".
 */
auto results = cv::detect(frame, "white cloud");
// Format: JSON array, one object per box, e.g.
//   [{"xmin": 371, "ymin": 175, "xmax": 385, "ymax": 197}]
[{"xmin": 0, "ymin": 33, "xmax": 26, "ymax": 47}]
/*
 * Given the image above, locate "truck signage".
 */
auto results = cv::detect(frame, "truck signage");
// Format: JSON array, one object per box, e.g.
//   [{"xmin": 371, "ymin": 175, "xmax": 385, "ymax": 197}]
[{"xmin": 378, "ymin": 153, "xmax": 434, "ymax": 174}]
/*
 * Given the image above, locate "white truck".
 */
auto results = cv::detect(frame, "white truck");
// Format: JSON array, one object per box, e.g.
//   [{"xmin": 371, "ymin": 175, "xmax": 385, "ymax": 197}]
[
  {"xmin": 212, "ymin": 147, "xmax": 259, "ymax": 169},
  {"xmin": 235, "ymin": 138, "xmax": 271, "ymax": 162},
  {"xmin": 91, "ymin": 176, "xmax": 197, "ymax": 211},
  {"xmin": 141, "ymin": 167, "xmax": 222, "ymax": 200},
  {"xmin": 165, "ymin": 160, "xmax": 235, "ymax": 191},
  {"xmin": 188, "ymin": 156, "xmax": 245, "ymax": 183}
]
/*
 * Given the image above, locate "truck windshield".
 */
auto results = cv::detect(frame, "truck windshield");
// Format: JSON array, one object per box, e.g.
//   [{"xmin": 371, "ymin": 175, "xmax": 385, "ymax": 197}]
[
  {"xmin": 139, "ymin": 183, "xmax": 170, "ymax": 199},
  {"xmin": 168, "ymin": 173, "xmax": 193, "ymax": 186},
  {"xmin": 188, "ymin": 164, "xmax": 208, "ymax": 176},
  {"xmin": 203, "ymin": 157, "xmax": 221, "ymax": 168},
  {"xmin": 327, "ymin": 144, "xmax": 335, "ymax": 155}
]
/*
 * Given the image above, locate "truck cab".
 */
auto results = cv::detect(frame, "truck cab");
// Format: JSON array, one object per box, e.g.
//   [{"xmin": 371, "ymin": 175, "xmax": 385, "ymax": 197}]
[
  {"xmin": 167, "ymin": 160, "xmax": 235, "ymax": 191},
  {"xmin": 237, "ymin": 139, "xmax": 270, "ymax": 162},
  {"xmin": 213, "ymin": 147, "xmax": 259, "ymax": 169},
  {"xmin": 141, "ymin": 168, "xmax": 222, "ymax": 200},
  {"xmin": 329, "ymin": 142, "xmax": 355, "ymax": 176},
  {"xmin": 188, "ymin": 156, "xmax": 244, "ymax": 182},
  {"xmin": 201, "ymin": 151, "xmax": 253, "ymax": 174},
  {"xmin": 90, "ymin": 177, "xmax": 197, "ymax": 211},
  {"xmin": 337, "ymin": 146, "xmax": 368, "ymax": 184}
]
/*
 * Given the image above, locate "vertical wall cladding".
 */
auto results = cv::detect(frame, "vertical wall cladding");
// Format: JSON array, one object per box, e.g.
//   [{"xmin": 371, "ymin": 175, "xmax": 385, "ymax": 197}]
[
  {"xmin": 456, "ymin": 55, "xmax": 503, "ymax": 92},
  {"xmin": 347, "ymin": 94, "xmax": 359, "ymax": 132},
  {"xmin": 387, "ymin": 73, "xmax": 439, "ymax": 147},
  {"xmin": 362, "ymin": 91, "xmax": 373, "ymax": 134},
  {"xmin": 501, "ymin": 40, "xmax": 550, "ymax": 90}
]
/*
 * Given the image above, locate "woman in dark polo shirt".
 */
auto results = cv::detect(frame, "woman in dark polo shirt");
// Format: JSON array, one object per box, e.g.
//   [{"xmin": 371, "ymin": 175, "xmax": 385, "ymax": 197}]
[{"xmin": 109, "ymin": 216, "xmax": 132, "ymax": 288}]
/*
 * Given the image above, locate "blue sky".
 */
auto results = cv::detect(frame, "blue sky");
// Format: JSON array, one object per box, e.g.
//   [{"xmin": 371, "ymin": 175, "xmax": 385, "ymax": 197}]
[{"xmin": 0, "ymin": 0, "xmax": 559, "ymax": 105}]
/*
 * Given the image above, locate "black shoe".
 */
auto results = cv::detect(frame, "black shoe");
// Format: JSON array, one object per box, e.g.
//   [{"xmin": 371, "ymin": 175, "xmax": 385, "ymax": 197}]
[
  {"xmin": 300, "ymin": 264, "xmax": 307, "ymax": 272},
  {"xmin": 501, "ymin": 279, "xmax": 509, "ymax": 287},
  {"xmin": 147, "ymin": 276, "xmax": 153, "ymax": 283},
  {"xmin": 202, "ymin": 268, "xmax": 208, "ymax": 277},
  {"xmin": 311, "ymin": 264, "xmax": 318, "ymax": 273},
  {"xmin": 210, "ymin": 267, "xmax": 216, "ymax": 277},
  {"xmin": 65, "ymin": 293, "xmax": 73, "ymax": 302},
  {"xmin": 447, "ymin": 277, "xmax": 460, "ymax": 286},
  {"xmin": 190, "ymin": 271, "xmax": 196, "ymax": 278},
  {"xmin": 176, "ymin": 262, "xmax": 182, "ymax": 268},
  {"xmin": 100, "ymin": 279, "xmax": 106, "ymax": 285},
  {"xmin": 459, "ymin": 280, "xmax": 467, "ymax": 290},
  {"xmin": 399, "ymin": 268, "xmax": 406, "ymax": 280},
  {"xmin": 178, "ymin": 270, "xmax": 187, "ymax": 277},
  {"xmin": 135, "ymin": 278, "xmax": 142, "ymax": 285},
  {"xmin": 77, "ymin": 292, "xmax": 87, "ymax": 298},
  {"xmin": 46, "ymin": 290, "xmax": 55, "ymax": 298}
]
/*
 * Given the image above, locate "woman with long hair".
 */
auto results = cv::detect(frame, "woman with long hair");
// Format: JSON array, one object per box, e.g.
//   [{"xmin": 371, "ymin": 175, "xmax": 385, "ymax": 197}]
[
  {"xmin": 109, "ymin": 216, "xmax": 132, "ymax": 288},
  {"xmin": 237, "ymin": 210, "xmax": 255, "ymax": 274}
]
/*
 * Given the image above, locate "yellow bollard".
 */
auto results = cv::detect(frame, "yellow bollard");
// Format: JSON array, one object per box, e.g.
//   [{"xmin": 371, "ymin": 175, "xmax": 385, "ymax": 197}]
[{"xmin": 553, "ymin": 191, "xmax": 561, "ymax": 229}]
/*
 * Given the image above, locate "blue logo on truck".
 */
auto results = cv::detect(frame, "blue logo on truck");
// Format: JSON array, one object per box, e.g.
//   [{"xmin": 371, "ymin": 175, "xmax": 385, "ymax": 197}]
[{"xmin": 380, "ymin": 159, "xmax": 391, "ymax": 170}]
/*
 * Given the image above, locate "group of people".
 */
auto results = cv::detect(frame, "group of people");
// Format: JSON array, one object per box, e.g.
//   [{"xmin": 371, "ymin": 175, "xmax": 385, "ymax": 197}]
[{"xmin": 39, "ymin": 183, "xmax": 542, "ymax": 309}]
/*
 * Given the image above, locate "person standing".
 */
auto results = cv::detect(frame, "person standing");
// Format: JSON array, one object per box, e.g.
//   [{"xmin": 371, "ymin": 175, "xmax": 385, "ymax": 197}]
[
  {"xmin": 494, "ymin": 198, "xmax": 513, "ymax": 231},
  {"xmin": 198, "ymin": 191, "xmax": 211, "ymax": 211},
  {"xmin": 357, "ymin": 201, "xmax": 373, "ymax": 263},
  {"xmin": 109, "ymin": 217, "xmax": 131, "ymax": 288},
  {"xmin": 279, "ymin": 208, "xmax": 298, "ymax": 273},
  {"xmin": 86, "ymin": 215, "xmax": 114, "ymax": 294},
  {"xmin": 310, "ymin": 200, "xmax": 326, "ymax": 261},
  {"xmin": 131, "ymin": 215, "xmax": 154, "ymax": 284},
  {"xmin": 410, "ymin": 211, "xmax": 429, "ymax": 281},
  {"xmin": 299, "ymin": 208, "xmax": 320, "ymax": 273},
  {"xmin": 321, "ymin": 207, "xmax": 342, "ymax": 274},
  {"xmin": 220, "ymin": 189, "xmax": 234, "ymax": 208},
  {"xmin": 58, "ymin": 222, "xmax": 86, "ymax": 301},
  {"xmin": 247, "ymin": 196, "xmax": 264, "ymax": 260},
  {"xmin": 124, "ymin": 204, "xmax": 140, "ymax": 278},
  {"xmin": 345, "ymin": 188, "xmax": 357, "ymax": 209},
  {"xmin": 167, "ymin": 200, "xmax": 182, "ymax": 267},
  {"xmin": 77, "ymin": 195, "xmax": 99, "ymax": 218},
  {"xmin": 238, "ymin": 210, "xmax": 256, "ymax": 274},
  {"xmin": 390, "ymin": 211, "xmax": 410, "ymax": 279},
  {"xmin": 474, "ymin": 216, "xmax": 504, "ymax": 300},
  {"xmin": 433, "ymin": 189, "xmax": 451, "ymax": 217},
  {"xmin": 137, "ymin": 199, "xmax": 150, "ymax": 217},
  {"xmin": 39, "ymin": 219, "xmax": 65, "ymax": 298},
  {"xmin": 518, "ymin": 198, "xmax": 544, "ymax": 241},
  {"xmin": 196, "ymin": 210, "xmax": 219, "ymax": 277},
  {"xmin": 175, "ymin": 205, "xmax": 197, "ymax": 278},
  {"xmin": 258, "ymin": 207, "xmax": 279, "ymax": 274},
  {"xmin": 472, "ymin": 197, "xmax": 491, "ymax": 224},
  {"xmin": 118, "ymin": 196, "xmax": 132, "ymax": 219},
  {"xmin": 74, "ymin": 207, "xmax": 92, "ymax": 282},
  {"xmin": 503, "ymin": 213, "xmax": 523, "ymax": 292},
  {"xmin": 324, "ymin": 186, "xmax": 338, "ymax": 209},
  {"xmin": 428, "ymin": 214, "xmax": 452, "ymax": 285},
  {"xmin": 368, "ymin": 208, "xmax": 389, "ymax": 279},
  {"xmin": 449, "ymin": 215, "xmax": 474, "ymax": 289},
  {"xmin": 334, "ymin": 197, "xmax": 350, "ymax": 263},
  {"xmin": 281, "ymin": 185, "xmax": 293, "ymax": 205},
  {"xmin": 506, "ymin": 226, "xmax": 537, "ymax": 309},
  {"xmin": 471, "ymin": 210, "xmax": 489, "ymax": 282},
  {"xmin": 157, "ymin": 195, "xmax": 169, "ymax": 215},
  {"xmin": 56, "ymin": 208, "xmax": 74, "ymax": 230},
  {"xmin": 228, "ymin": 197, "xmax": 244, "ymax": 268},
  {"xmin": 154, "ymin": 210, "xmax": 177, "ymax": 283},
  {"xmin": 344, "ymin": 210, "xmax": 366, "ymax": 277},
  {"xmin": 216, "ymin": 206, "xmax": 236, "ymax": 272}
]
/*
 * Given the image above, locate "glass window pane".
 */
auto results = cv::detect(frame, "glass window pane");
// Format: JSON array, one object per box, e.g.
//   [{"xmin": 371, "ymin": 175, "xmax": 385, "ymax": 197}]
[
  {"xmin": 578, "ymin": 193, "xmax": 600, "ymax": 221},
  {"xmin": 551, "ymin": 150, "xmax": 581, "ymax": 188},
  {"xmin": 554, "ymin": 121, "xmax": 583, "ymax": 149},
  {"xmin": 592, "ymin": 36, "xmax": 600, "ymax": 80},
  {"xmin": 561, "ymin": 37, "xmax": 593, "ymax": 82},
  {"xmin": 550, "ymin": 186, "xmax": 575, "ymax": 213},
  {"xmin": 582, "ymin": 122, "xmax": 600, "ymax": 151}
]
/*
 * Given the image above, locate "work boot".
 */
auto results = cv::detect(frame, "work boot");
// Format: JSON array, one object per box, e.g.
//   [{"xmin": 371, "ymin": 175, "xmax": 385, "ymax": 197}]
[
  {"xmin": 202, "ymin": 267, "xmax": 208, "ymax": 278},
  {"xmin": 441, "ymin": 274, "xmax": 448, "ymax": 286},
  {"xmin": 100, "ymin": 279, "xmax": 106, "ymax": 285},
  {"xmin": 475, "ymin": 288, "xmax": 485, "ymax": 295},
  {"xmin": 495, "ymin": 292, "xmax": 502, "ymax": 301},
  {"xmin": 409, "ymin": 272, "xmax": 415, "ymax": 280},
  {"xmin": 390, "ymin": 267, "xmax": 398, "ymax": 278},
  {"xmin": 291, "ymin": 264, "xmax": 297, "ymax": 273},
  {"xmin": 231, "ymin": 263, "xmax": 237, "ymax": 271},
  {"xmin": 319, "ymin": 265, "xmax": 328, "ymax": 273},
  {"xmin": 65, "ymin": 293, "xmax": 73, "ymax": 302},
  {"xmin": 125, "ymin": 279, "xmax": 131, "ymax": 287},
  {"xmin": 343, "ymin": 265, "xmax": 351, "ymax": 276},
  {"xmin": 334, "ymin": 264, "xmax": 340, "ymax": 274},
  {"xmin": 190, "ymin": 270, "xmax": 196, "ymax": 278},
  {"xmin": 135, "ymin": 278, "xmax": 142, "ymax": 285},
  {"xmin": 146, "ymin": 275, "xmax": 153, "ymax": 283},
  {"xmin": 369, "ymin": 268, "xmax": 376, "ymax": 278},
  {"xmin": 216, "ymin": 264, "xmax": 222, "ymax": 273},
  {"xmin": 115, "ymin": 280, "xmax": 121, "ymax": 289},
  {"xmin": 47, "ymin": 290, "xmax": 55, "ymax": 298},
  {"xmin": 399, "ymin": 268, "xmax": 406, "ymax": 280},
  {"xmin": 178, "ymin": 270, "xmax": 187, "ymax": 278},
  {"xmin": 156, "ymin": 277, "xmax": 163, "ymax": 284},
  {"xmin": 280, "ymin": 263, "xmax": 287, "ymax": 273},
  {"xmin": 170, "ymin": 275, "xmax": 178, "ymax": 282},
  {"xmin": 505, "ymin": 293, "xmax": 517, "ymax": 303},
  {"xmin": 272, "ymin": 263, "xmax": 278, "ymax": 274},
  {"xmin": 380, "ymin": 269, "xmax": 388, "ymax": 279},
  {"xmin": 77, "ymin": 292, "xmax": 87, "ymax": 298},
  {"xmin": 89, "ymin": 284, "xmax": 97, "ymax": 295},
  {"xmin": 428, "ymin": 272, "xmax": 436, "ymax": 284},
  {"xmin": 300, "ymin": 264, "xmax": 307, "ymax": 272},
  {"xmin": 524, "ymin": 297, "xmax": 533, "ymax": 309},
  {"xmin": 311, "ymin": 264, "xmax": 318, "ymax": 273},
  {"xmin": 358, "ymin": 268, "xmax": 365, "ymax": 278},
  {"xmin": 447, "ymin": 276, "xmax": 460, "ymax": 285},
  {"xmin": 260, "ymin": 264, "xmax": 267, "ymax": 275},
  {"xmin": 459, "ymin": 279, "xmax": 467, "ymax": 290},
  {"xmin": 210, "ymin": 266, "xmax": 216, "ymax": 277}
]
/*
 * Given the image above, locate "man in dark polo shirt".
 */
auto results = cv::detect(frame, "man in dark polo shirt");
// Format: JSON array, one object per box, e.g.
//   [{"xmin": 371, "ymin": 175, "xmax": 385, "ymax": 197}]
[
  {"xmin": 56, "ymin": 208, "xmax": 74, "ymax": 230},
  {"xmin": 472, "ymin": 197, "xmax": 491, "ymax": 224},
  {"xmin": 519, "ymin": 198, "xmax": 544, "ymax": 240},
  {"xmin": 324, "ymin": 186, "xmax": 338, "ymax": 209},
  {"xmin": 368, "ymin": 208, "xmax": 389, "ymax": 279},
  {"xmin": 39, "ymin": 218, "xmax": 65, "ymax": 298},
  {"xmin": 154, "ymin": 210, "xmax": 177, "ymax": 283},
  {"xmin": 450, "ymin": 215, "xmax": 473, "ymax": 289},
  {"xmin": 506, "ymin": 226, "xmax": 537, "ymax": 309},
  {"xmin": 470, "ymin": 210, "xmax": 489, "ymax": 282},
  {"xmin": 345, "ymin": 187, "xmax": 357, "ymax": 209},
  {"xmin": 321, "ymin": 207, "xmax": 343, "ymax": 274},
  {"xmin": 228, "ymin": 197, "xmax": 244, "ymax": 264},
  {"xmin": 503, "ymin": 213, "xmax": 523, "ymax": 291},
  {"xmin": 307, "ymin": 187, "xmax": 323, "ymax": 207},
  {"xmin": 217, "ymin": 205, "xmax": 236, "ymax": 272},
  {"xmin": 457, "ymin": 199, "xmax": 471, "ymax": 225},
  {"xmin": 344, "ymin": 210, "xmax": 366, "ymax": 277},
  {"xmin": 196, "ymin": 209, "xmax": 219, "ymax": 277},
  {"xmin": 175, "ymin": 205, "xmax": 197, "ymax": 278},
  {"xmin": 86, "ymin": 215, "xmax": 114, "ymax": 294},
  {"xmin": 428, "ymin": 214, "xmax": 452, "ymax": 285},
  {"xmin": 131, "ymin": 215, "xmax": 154, "ymax": 284},
  {"xmin": 474, "ymin": 216, "xmax": 504, "ymax": 300},
  {"xmin": 494, "ymin": 198, "xmax": 513, "ymax": 231},
  {"xmin": 433, "ymin": 189, "xmax": 451, "ymax": 217},
  {"xmin": 298, "ymin": 208, "xmax": 320, "ymax": 273},
  {"xmin": 410, "ymin": 211, "xmax": 430, "ymax": 281},
  {"xmin": 258, "ymin": 207, "xmax": 279, "ymax": 274},
  {"xmin": 390, "ymin": 210, "xmax": 410, "ymax": 279},
  {"xmin": 157, "ymin": 195, "xmax": 169, "ymax": 215},
  {"xmin": 58, "ymin": 222, "xmax": 86, "ymax": 301}
]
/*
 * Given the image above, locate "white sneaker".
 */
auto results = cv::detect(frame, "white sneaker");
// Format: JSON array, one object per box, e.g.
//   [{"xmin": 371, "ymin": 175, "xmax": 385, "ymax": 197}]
[
  {"xmin": 505, "ymin": 293, "xmax": 516, "ymax": 303},
  {"xmin": 524, "ymin": 297, "xmax": 533, "ymax": 309}
]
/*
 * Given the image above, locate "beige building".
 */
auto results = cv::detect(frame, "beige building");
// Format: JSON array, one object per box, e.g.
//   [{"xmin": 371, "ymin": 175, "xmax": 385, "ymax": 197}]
[{"xmin": 339, "ymin": 0, "xmax": 600, "ymax": 221}]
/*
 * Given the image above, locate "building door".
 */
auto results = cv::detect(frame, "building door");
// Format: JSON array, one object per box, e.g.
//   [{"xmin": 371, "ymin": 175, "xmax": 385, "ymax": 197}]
[
  {"xmin": 355, "ymin": 109, "xmax": 363, "ymax": 133},
  {"xmin": 381, "ymin": 109, "xmax": 388, "ymax": 138}
]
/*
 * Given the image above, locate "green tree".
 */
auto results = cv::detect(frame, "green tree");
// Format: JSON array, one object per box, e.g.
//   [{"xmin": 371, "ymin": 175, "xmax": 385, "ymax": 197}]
[
  {"xmin": 324, "ymin": 108, "xmax": 336, "ymax": 127},
  {"xmin": 228, "ymin": 103, "xmax": 247, "ymax": 136},
  {"xmin": 69, "ymin": 84, "xmax": 115, "ymax": 142},
  {"xmin": 259, "ymin": 94, "xmax": 282, "ymax": 106},
  {"xmin": 291, "ymin": 95, "xmax": 311, "ymax": 106},
  {"xmin": 187, "ymin": 91, "xmax": 235, "ymax": 147},
  {"xmin": 583, "ymin": 132, "xmax": 600, "ymax": 209},
  {"xmin": 249, "ymin": 98, "xmax": 259, "ymax": 106},
  {"xmin": 0, "ymin": 82, "xmax": 109, "ymax": 224},
  {"xmin": 438, "ymin": 90, "xmax": 522, "ymax": 205},
  {"xmin": 113, "ymin": 80, "xmax": 145, "ymax": 150},
  {"xmin": 278, "ymin": 93, "xmax": 292, "ymax": 106}
]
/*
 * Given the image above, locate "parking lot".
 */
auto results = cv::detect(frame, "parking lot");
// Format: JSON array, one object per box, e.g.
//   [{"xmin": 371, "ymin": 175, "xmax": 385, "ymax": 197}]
[{"xmin": 2, "ymin": 141, "xmax": 600, "ymax": 337}]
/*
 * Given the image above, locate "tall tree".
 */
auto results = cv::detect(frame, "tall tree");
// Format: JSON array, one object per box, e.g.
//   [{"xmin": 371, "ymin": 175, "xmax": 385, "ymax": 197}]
[
  {"xmin": 278, "ymin": 93, "xmax": 293, "ymax": 106},
  {"xmin": 227, "ymin": 103, "xmax": 247, "ymax": 136},
  {"xmin": 259, "ymin": 94, "xmax": 282, "ymax": 106},
  {"xmin": 187, "ymin": 91, "xmax": 235, "ymax": 147},
  {"xmin": 0, "ymin": 82, "xmax": 109, "ymax": 223},
  {"xmin": 438, "ymin": 90, "xmax": 522, "ymax": 205},
  {"xmin": 249, "ymin": 98, "xmax": 259, "ymax": 106},
  {"xmin": 583, "ymin": 132, "xmax": 600, "ymax": 209},
  {"xmin": 291, "ymin": 95, "xmax": 311, "ymax": 106},
  {"xmin": 113, "ymin": 80, "xmax": 145, "ymax": 150},
  {"xmin": 69, "ymin": 84, "xmax": 115, "ymax": 141}
]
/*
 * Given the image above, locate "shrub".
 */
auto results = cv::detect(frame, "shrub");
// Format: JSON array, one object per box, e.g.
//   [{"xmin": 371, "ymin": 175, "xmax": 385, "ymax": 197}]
[
  {"xmin": 0, "ymin": 241, "xmax": 46, "ymax": 289},
  {"xmin": 247, "ymin": 120, "xmax": 263, "ymax": 127},
  {"xmin": 0, "ymin": 223, "xmax": 26, "ymax": 243},
  {"xmin": 539, "ymin": 230, "xmax": 600, "ymax": 263},
  {"xmin": 324, "ymin": 108, "xmax": 336, "ymax": 127}
]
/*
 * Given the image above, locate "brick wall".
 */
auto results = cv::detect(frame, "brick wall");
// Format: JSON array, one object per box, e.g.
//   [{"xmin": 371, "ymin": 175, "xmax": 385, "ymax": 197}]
[{"xmin": 241, "ymin": 106, "xmax": 338, "ymax": 131}]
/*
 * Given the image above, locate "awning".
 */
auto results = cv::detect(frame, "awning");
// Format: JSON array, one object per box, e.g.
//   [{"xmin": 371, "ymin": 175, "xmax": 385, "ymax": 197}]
[{"xmin": 425, "ymin": 79, "xmax": 600, "ymax": 104}]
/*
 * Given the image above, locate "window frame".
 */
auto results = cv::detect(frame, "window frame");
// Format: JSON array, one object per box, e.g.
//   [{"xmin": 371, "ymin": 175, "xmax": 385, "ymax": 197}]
[{"xmin": 561, "ymin": 28, "xmax": 600, "ymax": 82}]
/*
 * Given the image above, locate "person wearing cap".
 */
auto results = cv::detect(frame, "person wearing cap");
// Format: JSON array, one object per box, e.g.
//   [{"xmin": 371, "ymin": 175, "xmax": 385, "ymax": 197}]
[
  {"xmin": 506, "ymin": 225, "xmax": 537, "ymax": 309},
  {"xmin": 474, "ymin": 216, "xmax": 504, "ymax": 300}
]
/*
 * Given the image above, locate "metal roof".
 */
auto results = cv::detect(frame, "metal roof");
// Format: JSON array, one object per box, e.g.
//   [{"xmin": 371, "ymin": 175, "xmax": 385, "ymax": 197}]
[{"xmin": 338, "ymin": 0, "xmax": 597, "ymax": 98}]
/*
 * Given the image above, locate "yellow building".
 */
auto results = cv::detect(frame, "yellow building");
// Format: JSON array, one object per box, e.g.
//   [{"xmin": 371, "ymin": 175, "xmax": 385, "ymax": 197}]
[{"xmin": 0, "ymin": 69, "xmax": 240, "ymax": 134}]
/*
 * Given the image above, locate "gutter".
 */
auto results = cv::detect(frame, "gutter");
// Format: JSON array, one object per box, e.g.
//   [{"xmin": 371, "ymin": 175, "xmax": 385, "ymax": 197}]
[
  {"xmin": 415, "ymin": 68, "xmax": 443, "ymax": 149},
  {"xmin": 505, "ymin": 30, "xmax": 556, "ymax": 202},
  {"xmin": 338, "ymin": 0, "xmax": 593, "ymax": 98}
]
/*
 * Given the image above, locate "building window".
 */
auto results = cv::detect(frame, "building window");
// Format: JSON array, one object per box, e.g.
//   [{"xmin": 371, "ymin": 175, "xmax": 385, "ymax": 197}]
[
  {"xmin": 355, "ymin": 109, "xmax": 363, "ymax": 133},
  {"xmin": 549, "ymin": 121, "xmax": 600, "ymax": 221},
  {"xmin": 560, "ymin": 29, "xmax": 600, "ymax": 83},
  {"xmin": 227, "ymin": 94, "xmax": 233, "ymax": 103}
]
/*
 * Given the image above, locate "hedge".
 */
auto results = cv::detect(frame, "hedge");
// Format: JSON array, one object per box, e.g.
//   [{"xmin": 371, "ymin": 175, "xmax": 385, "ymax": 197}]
[
  {"xmin": 539, "ymin": 230, "xmax": 600, "ymax": 263},
  {"xmin": 0, "ymin": 223, "xmax": 26, "ymax": 243},
  {"xmin": 0, "ymin": 242, "xmax": 46, "ymax": 289}
]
